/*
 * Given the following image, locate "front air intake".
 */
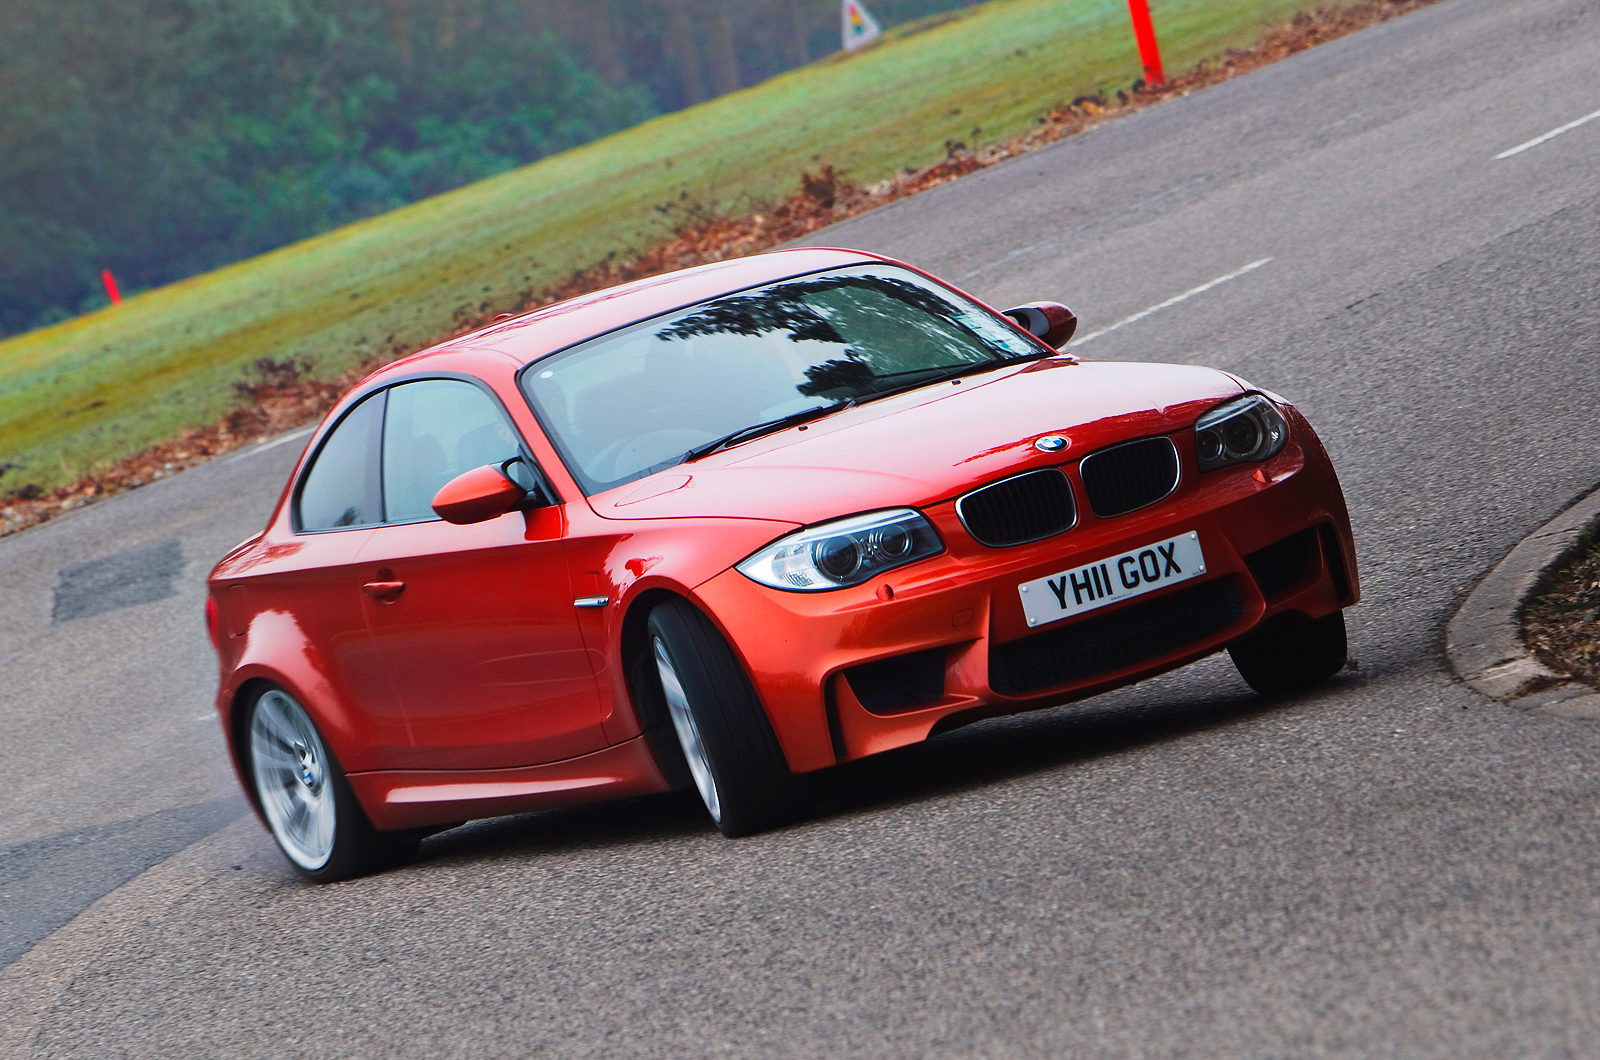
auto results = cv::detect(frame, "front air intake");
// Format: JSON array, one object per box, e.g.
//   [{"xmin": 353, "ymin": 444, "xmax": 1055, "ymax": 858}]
[
  {"xmin": 1078, "ymin": 437, "xmax": 1180, "ymax": 518},
  {"xmin": 1245, "ymin": 527, "xmax": 1318, "ymax": 600},
  {"xmin": 957, "ymin": 468, "xmax": 1077, "ymax": 548},
  {"xmin": 844, "ymin": 648, "xmax": 947, "ymax": 715},
  {"xmin": 989, "ymin": 576, "xmax": 1243, "ymax": 696}
]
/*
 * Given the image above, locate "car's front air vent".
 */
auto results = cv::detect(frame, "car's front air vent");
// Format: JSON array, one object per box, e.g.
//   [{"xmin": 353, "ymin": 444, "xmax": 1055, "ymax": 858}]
[
  {"xmin": 1078, "ymin": 437, "xmax": 1180, "ymax": 518},
  {"xmin": 957, "ymin": 468, "xmax": 1077, "ymax": 547},
  {"xmin": 844, "ymin": 648, "xmax": 947, "ymax": 715},
  {"xmin": 1245, "ymin": 527, "xmax": 1317, "ymax": 600}
]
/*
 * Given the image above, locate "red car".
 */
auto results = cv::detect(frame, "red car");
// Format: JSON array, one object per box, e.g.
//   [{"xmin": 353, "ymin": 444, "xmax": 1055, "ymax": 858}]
[{"xmin": 207, "ymin": 248, "xmax": 1358, "ymax": 881}]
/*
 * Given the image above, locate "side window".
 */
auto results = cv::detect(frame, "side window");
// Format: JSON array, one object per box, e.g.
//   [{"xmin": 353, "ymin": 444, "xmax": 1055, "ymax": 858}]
[
  {"xmin": 297, "ymin": 392, "xmax": 385, "ymax": 531},
  {"xmin": 382, "ymin": 379, "xmax": 522, "ymax": 523}
]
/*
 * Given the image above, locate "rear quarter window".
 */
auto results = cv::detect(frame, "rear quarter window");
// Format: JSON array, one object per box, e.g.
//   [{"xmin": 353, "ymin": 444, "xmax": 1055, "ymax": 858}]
[{"xmin": 297, "ymin": 392, "xmax": 385, "ymax": 531}]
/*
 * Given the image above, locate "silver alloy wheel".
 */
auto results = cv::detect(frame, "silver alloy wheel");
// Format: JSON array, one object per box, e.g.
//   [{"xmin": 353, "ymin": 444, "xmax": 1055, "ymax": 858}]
[
  {"xmin": 250, "ymin": 690, "xmax": 337, "ymax": 870},
  {"xmin": 654, "ymin": 636, "xmax": 722, "ymax": 824}
]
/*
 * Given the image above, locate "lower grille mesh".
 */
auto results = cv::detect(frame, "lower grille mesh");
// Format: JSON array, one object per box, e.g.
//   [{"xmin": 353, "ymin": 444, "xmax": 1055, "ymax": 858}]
[{"xmin": 989, "ymin": 576, "xmax": 1243, "ymax": 696}]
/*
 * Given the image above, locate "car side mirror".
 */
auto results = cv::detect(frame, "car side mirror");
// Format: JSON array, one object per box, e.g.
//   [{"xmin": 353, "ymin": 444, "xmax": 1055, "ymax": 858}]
[
  {"xmin": 1001, "ymin": 301, "xmax": 1078, "ymax": 349},
  {"xmin": 432, "ymin": 462, "xmax": 529, "ymax": 524}
]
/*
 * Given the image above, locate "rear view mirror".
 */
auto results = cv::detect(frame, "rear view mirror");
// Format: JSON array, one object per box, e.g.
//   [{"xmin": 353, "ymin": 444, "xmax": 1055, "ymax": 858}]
[
  {"xmin": 1001, "ymin": 301, "xmax": 1078, "ymax": 349},
  {"xmin": 432, "ymin": 463, "xmax": 527, "ymax": 524}
]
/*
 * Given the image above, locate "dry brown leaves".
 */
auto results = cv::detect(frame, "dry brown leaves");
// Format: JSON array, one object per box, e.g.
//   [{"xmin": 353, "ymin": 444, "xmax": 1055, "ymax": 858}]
[
  {"xmin": 0, "ymin": 358, "xmax": 361, "ymax": 536},
  {"xmin": 1525, "ymin": 541, "xmax": 1600, "ymax": 689},
  {"xmin": 0, "ymin": 0, "xmax": 1442, "ymax": 540}
]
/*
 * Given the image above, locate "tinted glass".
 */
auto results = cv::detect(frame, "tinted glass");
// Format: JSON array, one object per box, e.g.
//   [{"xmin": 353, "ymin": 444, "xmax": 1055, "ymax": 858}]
[
  {"xmin": 521, "ymin": 264, "xmax": 1040, "ymax": 495},
  {"xmin": 382, "ymin": 379, "xmax": 522, "ymax": 523},
  {"xmin": 298, "ymin": 392, "xmax": 384, "ymax": 531}
]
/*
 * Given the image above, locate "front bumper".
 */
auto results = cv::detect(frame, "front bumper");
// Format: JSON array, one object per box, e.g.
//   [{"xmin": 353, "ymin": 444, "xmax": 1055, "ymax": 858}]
[{"xmin": 693, "ymin": 422, "xmax": 1358, "ymax": 773}]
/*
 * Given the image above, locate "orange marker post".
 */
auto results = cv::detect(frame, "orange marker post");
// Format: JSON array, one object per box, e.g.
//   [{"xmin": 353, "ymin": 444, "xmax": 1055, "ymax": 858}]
[
  {"xmin": 101, "ymin": 269, "xmax": 122, "ymax": 305},
  {"xmin": 1126, "ymin": 0, "xmax": 1165, "ymax": 85}
]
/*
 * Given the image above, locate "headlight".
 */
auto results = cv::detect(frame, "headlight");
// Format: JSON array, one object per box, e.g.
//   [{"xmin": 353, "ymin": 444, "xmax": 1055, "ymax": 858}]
[
  {"xmin": 1194, "ymin": 393, "xmax": 1288, "ymax": 472},
  {"xmin": 736, "ymin": 509, "xmax": 944, "ymax": 591}
]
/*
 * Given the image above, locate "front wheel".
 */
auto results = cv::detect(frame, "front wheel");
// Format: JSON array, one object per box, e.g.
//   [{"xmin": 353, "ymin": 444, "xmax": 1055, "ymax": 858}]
[
  {"xmin": 1228, "ymin": 609, "xmax": 1348, "ymax": 697},
  {"xmin": 647, "ymin": 598, "xmax": 805, "ymax": 837},
  {"xmin": 247, "ymin": 687, "xmax": 416, "ymax": 882}
]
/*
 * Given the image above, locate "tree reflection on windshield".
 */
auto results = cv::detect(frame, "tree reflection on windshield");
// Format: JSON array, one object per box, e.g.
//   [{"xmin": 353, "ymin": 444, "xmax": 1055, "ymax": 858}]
[
  {"xmin": 655, "ymin": 289, "xmax": 845, "ymax": 345},
  {"xmin": 522, "ymin": 265, "xmax": 1042, "ymax": 495},
  {"xmin": 656, "ymin": 274, "xmax": 1014, "ymax": 402}
]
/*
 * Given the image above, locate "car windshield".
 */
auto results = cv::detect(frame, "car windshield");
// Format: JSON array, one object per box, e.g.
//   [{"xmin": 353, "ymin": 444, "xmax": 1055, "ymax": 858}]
[{"xmin": 520, "ymin": 264, "xmax": 1045, "ymax": 495}]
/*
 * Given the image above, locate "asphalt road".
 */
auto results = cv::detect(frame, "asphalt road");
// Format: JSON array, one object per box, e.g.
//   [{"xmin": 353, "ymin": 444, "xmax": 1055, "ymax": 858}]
[{"xmin": 3, "ymin": 0, "xmax": 1599, "ymax": 1054}]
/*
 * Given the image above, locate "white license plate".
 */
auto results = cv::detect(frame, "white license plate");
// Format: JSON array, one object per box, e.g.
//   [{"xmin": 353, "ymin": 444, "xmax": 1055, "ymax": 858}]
[{"xmin": 1018, "ymin": 532, "xmax": 1207, "ymax": 628}]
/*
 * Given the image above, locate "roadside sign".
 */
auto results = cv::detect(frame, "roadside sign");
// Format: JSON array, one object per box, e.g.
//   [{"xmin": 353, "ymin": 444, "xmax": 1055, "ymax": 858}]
[{"xmin": 843, "ymin": 0, "xmax": 882, "ymax": 51}]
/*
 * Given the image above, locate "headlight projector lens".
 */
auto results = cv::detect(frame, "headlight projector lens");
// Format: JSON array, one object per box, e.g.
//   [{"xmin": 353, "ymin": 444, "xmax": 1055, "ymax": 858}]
[
  {"xmin": 1195, "ymin": 393, "xmax": 1288, "ymax": 472},
  {"xmin": 1223, "ymin": 416, "xmax": 1261, "ymax": 455},
  {"xmin": 815, "ymin": 537, "xmax": 863, "ymax": 580},
  {"xmin": 738, "ymin": 509, "xmax": 945, "ymax": 591}
]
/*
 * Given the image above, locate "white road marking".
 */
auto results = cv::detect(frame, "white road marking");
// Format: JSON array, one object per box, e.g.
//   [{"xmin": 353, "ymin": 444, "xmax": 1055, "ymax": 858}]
[
  {"xmin": 1495, "ymin": 106, "xmax": 1600, "ymax": 159},
  {"xmin": 221, "ymin": 425, "xmax": 314, "ymax": 465},
  {"xmin": 959, "ymin": 175, "xmax": 1211, "ymax": 281},
  {"xmin": 1068, "ymin": 258, "xmax": 1272, "ymax": 348}
]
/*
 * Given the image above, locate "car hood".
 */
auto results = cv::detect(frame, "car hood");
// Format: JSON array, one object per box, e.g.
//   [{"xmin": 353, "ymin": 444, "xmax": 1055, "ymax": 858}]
[{"xmin": 585, "ymin": 359, "xmax": 1244, "ymax": 525}]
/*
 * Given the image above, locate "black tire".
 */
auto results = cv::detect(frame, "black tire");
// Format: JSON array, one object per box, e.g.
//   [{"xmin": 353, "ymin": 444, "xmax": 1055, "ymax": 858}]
[
  {"xmin": 246, "ymin": 686, "xmax": 417, "ymax": 882},
  {"xmin": 646, "ymin": 598, "xmax": 805, "ymax": 837},
  {"xmin": 626, "ymin": 645, "xmax": 696, "ymax": 794},
  {"xmin": 1228, "ymin": 609, "xmax": 1348, "ymax": 697}
]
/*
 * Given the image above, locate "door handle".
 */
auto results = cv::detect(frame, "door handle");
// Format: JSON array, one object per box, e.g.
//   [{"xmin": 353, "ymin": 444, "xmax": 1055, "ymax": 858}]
[{"xmin": 362, "ymin": 580, "xmax": 406, "ymax": 603}]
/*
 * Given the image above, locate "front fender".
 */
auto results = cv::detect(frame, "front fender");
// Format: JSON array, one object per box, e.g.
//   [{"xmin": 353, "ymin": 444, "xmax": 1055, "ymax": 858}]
[{"xmin": 561, "ymin": 509, "xmax": 799, "ymax": 743}]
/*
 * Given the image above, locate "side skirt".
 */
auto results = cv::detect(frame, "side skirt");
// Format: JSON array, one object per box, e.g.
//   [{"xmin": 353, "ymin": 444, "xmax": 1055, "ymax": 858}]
[{"xmin": 346, "ymin": 736, "xmax": 674, "ymax": 832}]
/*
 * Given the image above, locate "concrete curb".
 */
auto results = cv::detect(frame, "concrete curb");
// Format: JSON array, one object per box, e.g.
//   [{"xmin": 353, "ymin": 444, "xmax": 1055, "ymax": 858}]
[{"xmin": 1446, "ymin": 483, "xmax": 1600, "ymax": 718}]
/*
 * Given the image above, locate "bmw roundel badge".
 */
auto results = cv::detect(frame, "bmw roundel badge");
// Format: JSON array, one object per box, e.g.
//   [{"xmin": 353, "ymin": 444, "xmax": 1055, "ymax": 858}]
[{"xmin": 1034, "ymin": 435, "xmax": 1069, "ymax": 453}]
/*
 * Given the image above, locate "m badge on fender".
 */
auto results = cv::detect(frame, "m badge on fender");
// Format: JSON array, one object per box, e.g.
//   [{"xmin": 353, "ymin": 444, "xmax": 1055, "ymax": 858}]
[{"xmin": 1017, "ymin": 532, "xmax": 1207, "ymax": 627}]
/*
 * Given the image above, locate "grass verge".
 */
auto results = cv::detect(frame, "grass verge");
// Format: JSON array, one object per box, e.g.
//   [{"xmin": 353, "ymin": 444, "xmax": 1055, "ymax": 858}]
[{"xmin": 0, "ymin": 0, "xmax": 1440, "ymax": 538}]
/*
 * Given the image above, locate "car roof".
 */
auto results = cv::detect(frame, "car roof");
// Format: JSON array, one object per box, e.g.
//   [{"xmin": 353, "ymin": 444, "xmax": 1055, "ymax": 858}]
[{"xmin": 367, "ymin": 247, "xmax": 882, "ymax": 384}]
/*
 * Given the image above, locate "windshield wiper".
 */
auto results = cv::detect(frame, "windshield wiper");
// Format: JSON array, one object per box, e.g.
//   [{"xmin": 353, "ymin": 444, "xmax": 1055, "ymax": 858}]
[
  {"xmin": 854, "ymin": 354, "xmax": 1043, "ymax": 406},
  {"xmin": 683, "ymin": 400, "xmax": 856, "ymax": 463},
  {"xmin": 679, "ymin": 355, "xmax": 1038, "ymax": 466}
]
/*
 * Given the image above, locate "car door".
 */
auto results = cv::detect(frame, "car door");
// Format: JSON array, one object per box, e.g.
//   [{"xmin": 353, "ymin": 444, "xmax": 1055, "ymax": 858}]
[
  {"xmin": 240, "ymin": 390, "xmax": 414, "ymax": 769},
  {"xmin": 355, "ymin": 376, "xmax": 610, "ymax": 771}
]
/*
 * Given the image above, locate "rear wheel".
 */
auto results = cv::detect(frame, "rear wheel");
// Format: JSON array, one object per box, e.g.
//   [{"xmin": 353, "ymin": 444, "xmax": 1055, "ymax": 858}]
[
  {"xmin": 247, "ymin": 687, "xmax": 416, "ymax": 882},
  {"xmin": 647, "ymin": 598, "xmax": 804, "ymax": 837},
  {"xmin": 1229, "ymin": 609, "xmax": 1348, "ymax": 696}
]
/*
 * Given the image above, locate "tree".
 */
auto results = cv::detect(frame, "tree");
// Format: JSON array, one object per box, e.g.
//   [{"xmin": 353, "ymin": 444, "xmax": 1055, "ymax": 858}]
[{"xmin": 0, "ymin": 0, "xmax": 985, "ymax": 334}]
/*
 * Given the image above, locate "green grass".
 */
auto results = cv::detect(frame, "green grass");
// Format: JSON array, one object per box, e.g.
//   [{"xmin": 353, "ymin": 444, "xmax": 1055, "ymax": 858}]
[{"xmin": 0, "ymin": 0, "xmax": 1341, "ymax": 493}]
